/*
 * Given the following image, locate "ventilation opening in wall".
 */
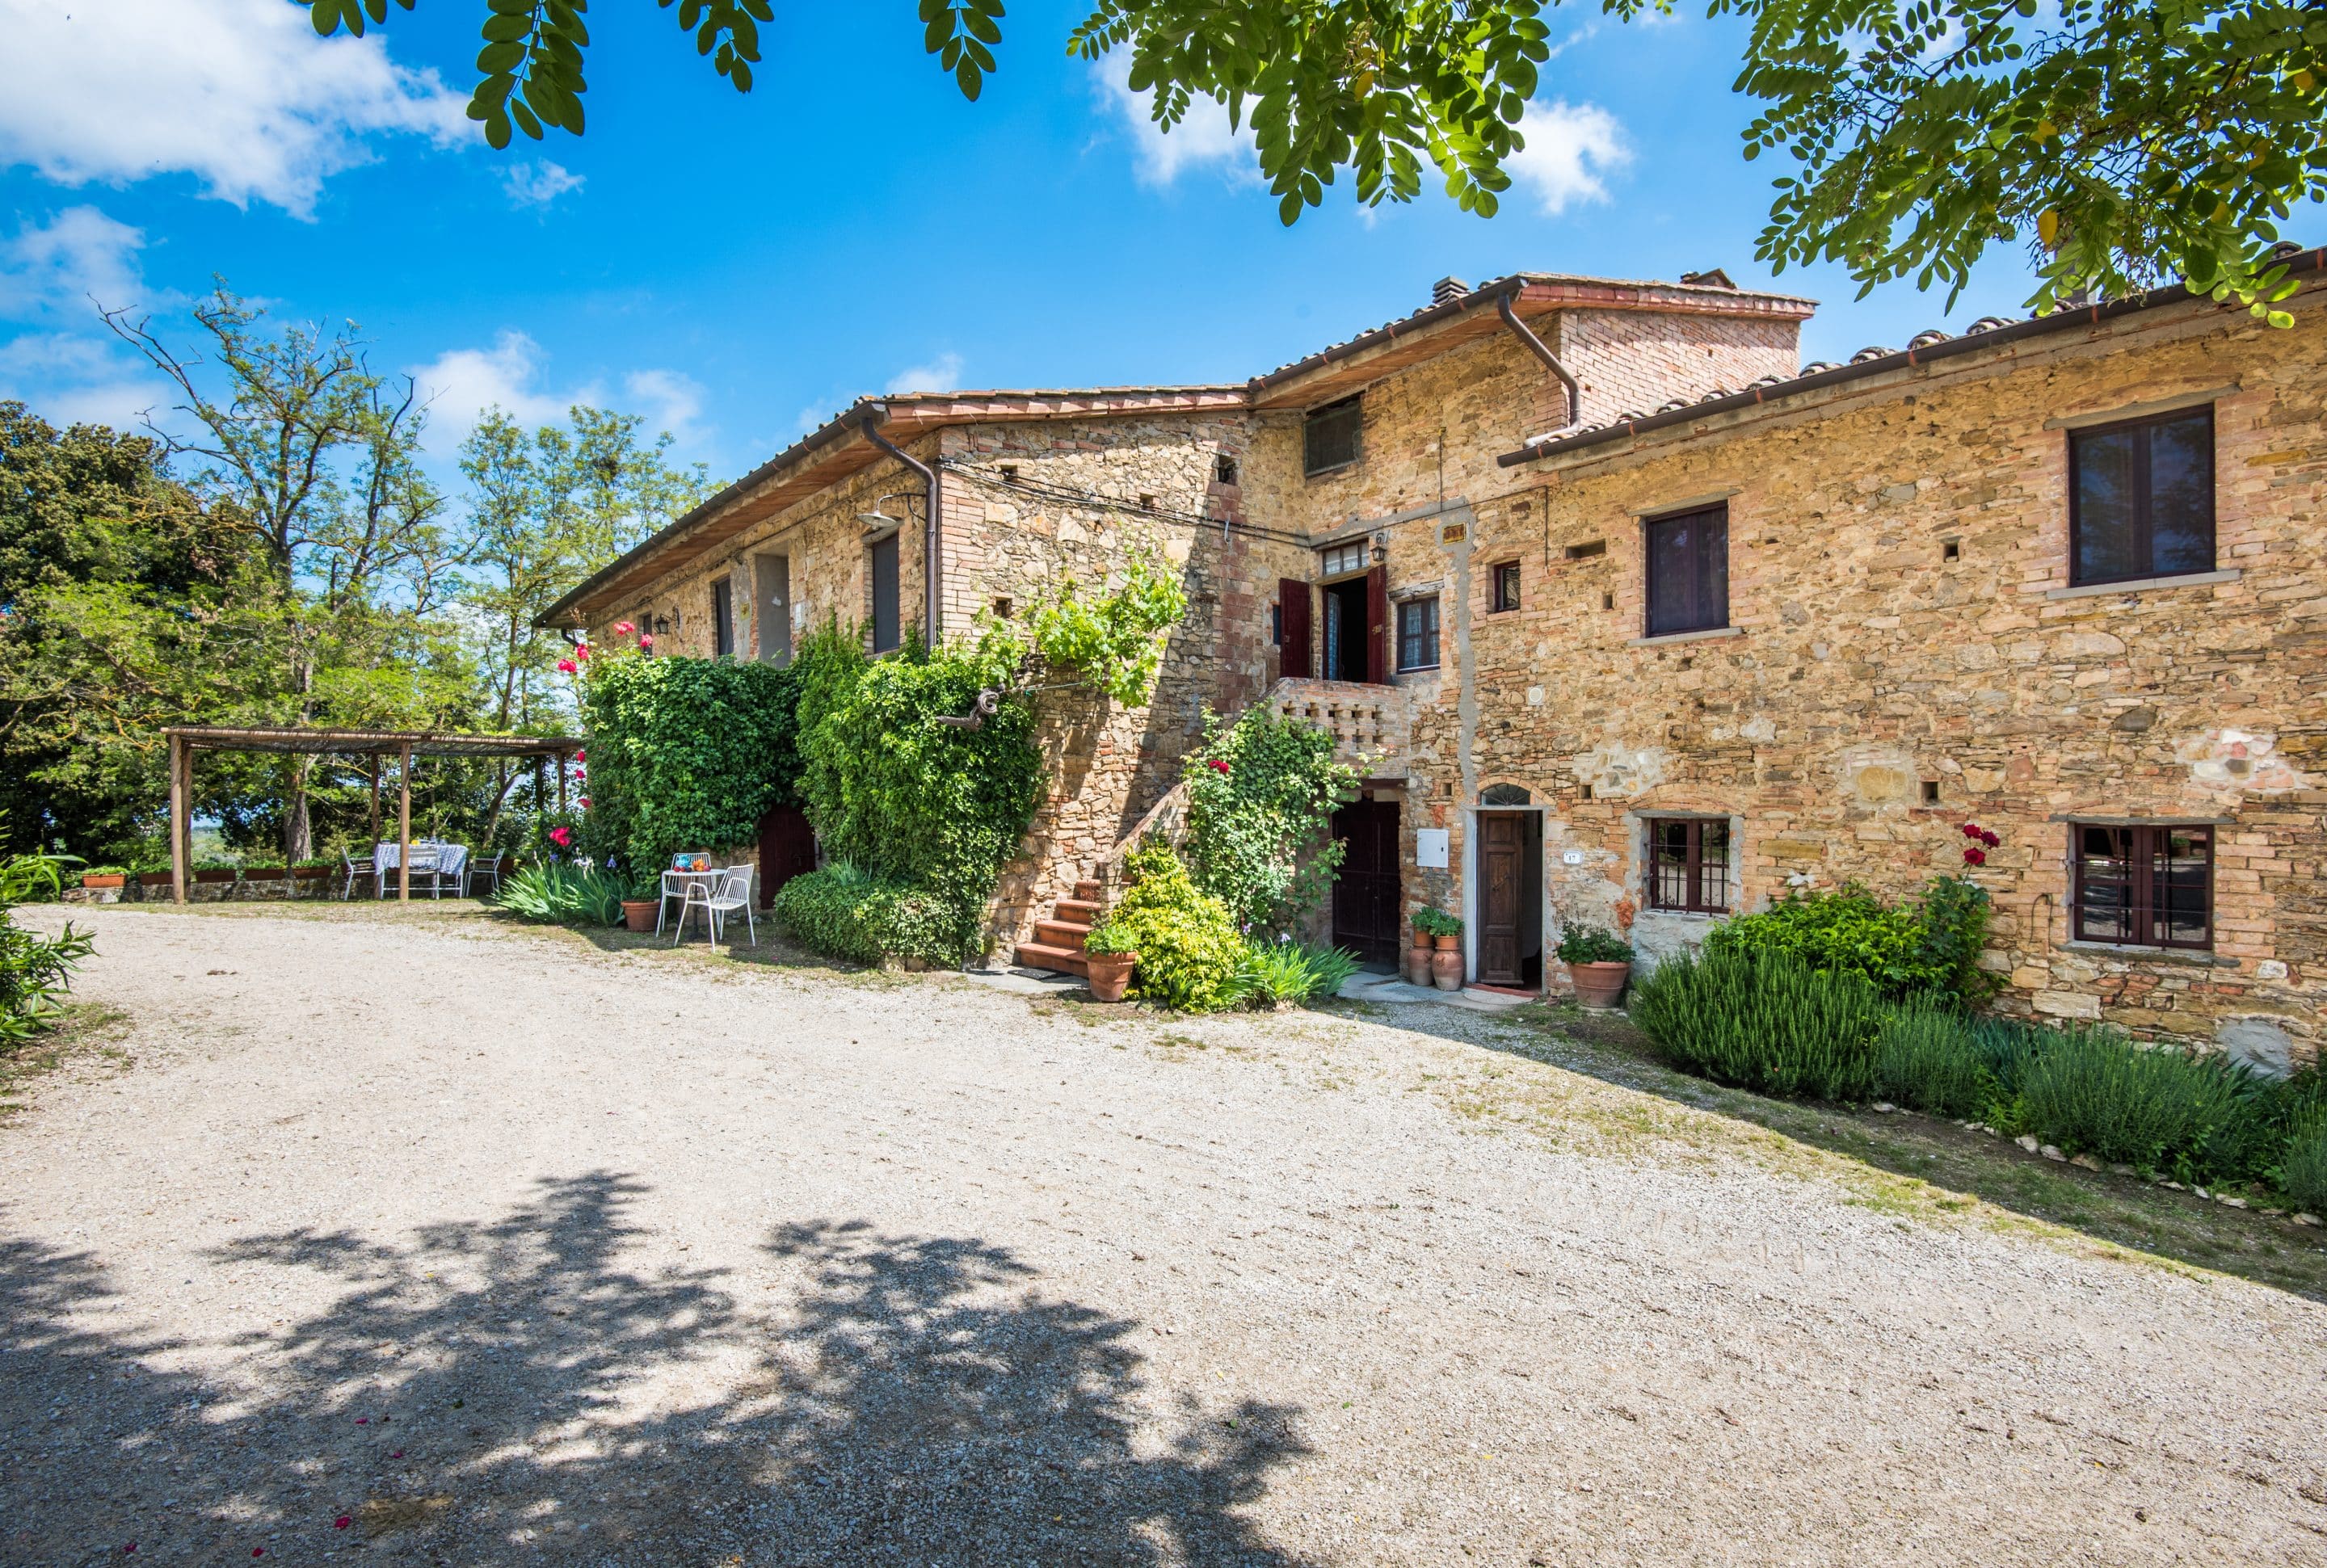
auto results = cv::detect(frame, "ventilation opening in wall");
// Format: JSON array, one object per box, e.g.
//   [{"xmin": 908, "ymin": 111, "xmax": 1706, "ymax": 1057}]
[
  {"xmin": 992, "ymin": 596, "xmax": 1013, "ymax": 620},
  {"xmin": 1580, "ymin": 783, "xmax": 1595, "ymax": 801},
  {"xmin": 1215, "ymin": 453, "xmax": 1239, "ymax": 485},
  {"xmin": 1942, "ymin": 540, "xmax": 1961, "ymax": 562},
  {"xmin": 999, "ymin": 464, "xmax": 1018, "ymax": 482},
  {"xmin": 1139, "ymin": 493, "xmax": 1157, "ymax": 511},
  {"xmin": 1921, "ymin": 780, "xmax": 1941, "ymax": 805},
  {"xmin": 1564, "ymin": 539, "xmax": 1606, "ymax": 561},
  {"xmin": 1602, "ymin": 591, "xmax": 1615, "ymax": 612}
]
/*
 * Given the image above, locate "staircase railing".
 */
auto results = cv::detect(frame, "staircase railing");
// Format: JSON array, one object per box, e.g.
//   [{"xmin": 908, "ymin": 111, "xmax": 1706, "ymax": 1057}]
[{"xmin": 1092, "ymin": 779, "xmax": 1190, "ymax": 896}]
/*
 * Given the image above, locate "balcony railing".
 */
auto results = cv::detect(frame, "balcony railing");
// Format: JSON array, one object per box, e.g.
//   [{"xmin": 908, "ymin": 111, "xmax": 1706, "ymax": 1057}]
[{"xmin": 1268, "ymin": 678, "xmax": 1410, "ymax": 777}]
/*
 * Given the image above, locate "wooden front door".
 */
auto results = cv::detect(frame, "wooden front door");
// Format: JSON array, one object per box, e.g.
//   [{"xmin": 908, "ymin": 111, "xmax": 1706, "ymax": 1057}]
[
  {"xmin": 1479, "ymin": 812, "xmax": 1526, "ymax": 986},
  {"xmin": 756, "ymin": 805, "xmax": 816, "ymax": 908},
  {"xmin": 1331, "ymin": 797, "xmax": 1402, "ymax": 965}
]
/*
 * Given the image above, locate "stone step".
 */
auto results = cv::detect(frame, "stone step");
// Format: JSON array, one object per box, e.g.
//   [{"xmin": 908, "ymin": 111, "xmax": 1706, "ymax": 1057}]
[
  {"xmin": 1072, "ymin": 880, "xmax": 1102, "ymax": 904},
  {"xmin": 1014, "ymin": 940, "xmax": 1090, "ymax": 977},
  {"xmin": 1054, "ymin": 898, "xmax": 1105, "ymax": 924},
  {"xmin": 1033, "ymin": 919, "xmax": 1092, "ymax": 949}
]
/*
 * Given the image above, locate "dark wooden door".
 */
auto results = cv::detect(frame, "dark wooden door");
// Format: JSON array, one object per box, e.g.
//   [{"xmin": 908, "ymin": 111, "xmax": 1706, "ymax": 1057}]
[
  {"xmin": 1479, "ymin": 812, "xmax": 1525, "ymax": 986},
  {"xmin": 1364, "ymin": 565, "xmax": 1390, "ymax": 685},
  {"xmin": 756, "ymin": 805, "xmax": 816, "ymax": 908},
  {"xmin": 1331, "ymin": 798, "xmax": 1402, "ymax": 965}
]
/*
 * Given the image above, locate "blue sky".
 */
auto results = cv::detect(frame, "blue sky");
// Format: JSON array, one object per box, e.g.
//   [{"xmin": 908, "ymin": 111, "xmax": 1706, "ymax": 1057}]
[{"xmin": 0, "ymin": 1, "xmax": 2051, "ymax": 488}]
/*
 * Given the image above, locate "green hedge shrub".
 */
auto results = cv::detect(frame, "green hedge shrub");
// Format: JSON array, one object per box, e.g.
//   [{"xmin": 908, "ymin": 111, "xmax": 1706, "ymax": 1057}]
[
  {"xmin": 1873, "ymin": 1002, "xmax": 1997, "ymax": 1119},
  {"xmin": 579, "ymin": 653, "xmax": 802, "ymax": 874},
  {"xmin": 2010, "ymin": 1028, "xmax": 2273, "ymax": 1182},
  {"xmin": 1091, "ymin": 843, "xmax": 1245, "ymax": 1012},
  {"xmin": 1630, "ymin": 946, "xmax": 1883, "ymax": 1100},
  {"xmin": 1704, "ymin": 877, "xmax": 1997, "ymax": 1007},
  {"xmin": 1182, "ymin": 705, "xmax": 1357, "ymax": 935},
  {"xmin": 2281, "ymin": 1116, "xmax": 2327, "ymax": 1215},
  {"xmin": 772, "ymin": 864, "xmax": 967, "ymax": 969}
]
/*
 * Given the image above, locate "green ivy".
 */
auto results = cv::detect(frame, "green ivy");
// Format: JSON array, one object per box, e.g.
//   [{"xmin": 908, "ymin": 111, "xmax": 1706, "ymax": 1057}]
[
  {"xmin": 578, "ymin": 653, "xmax": 801, "ymax": 875},
  {"xmin": 789, "ymin": 620, "xmax": 1044, "ymax": 964},
  {"xmin": 771, "ymin": 863, "xmax": 968, "ymax": 969},
  {"xmin": 1182, "ymin": 704, "xmax": 1358, "ymax": 935},
  {"xmin": 1026, "ymin": 552, "xmax": 1188, "ymax": 707}
]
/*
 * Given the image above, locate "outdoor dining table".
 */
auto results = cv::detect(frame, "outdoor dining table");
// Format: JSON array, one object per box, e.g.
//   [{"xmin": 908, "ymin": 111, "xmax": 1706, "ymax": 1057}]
[
  {"xmin": 659, "ymin": 866, "xmax": 727, "ymax": 938},
  {"xmin": 375, "ymin": 841, "xmax": 462, "ymax": 898}
]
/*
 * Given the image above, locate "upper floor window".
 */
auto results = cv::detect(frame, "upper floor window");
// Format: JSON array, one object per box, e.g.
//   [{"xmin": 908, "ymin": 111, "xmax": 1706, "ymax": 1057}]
[
  {"xmin": 1304, "ymin": 396, "xmax": 1362, "ymax": 477},
  {"xmin": 2069, "ymin": 406, "xmax": 2214, "ymax": 586},
  {"xmin": 869, "ymin": 534, "xmax": 902, "ymax": 654},
  {"xmin": 1320, "ymin": 541, "xmax": 1369, "ymax": 578},
  {"xmin": 1646, "ymin": 818, "xmax": 1730, "ymax": 913},
  {"xmin": 2072, "ymin": 823, "xmax": 2213, "ymax": 949},
  {"xmin": 712, "ymin": 578, "xmax": 735, "ymax": 658},
  {"xmin": 1395, "ymin": 596, "xmax": 1440, "ymax": 671},
  {"xmin": 1644, "ymin": 504, "xmax": 1728, "ymax": 637},
  {"xmin": 1490, "ymin": 561, "xmax": 1521, "ymax": 613}
]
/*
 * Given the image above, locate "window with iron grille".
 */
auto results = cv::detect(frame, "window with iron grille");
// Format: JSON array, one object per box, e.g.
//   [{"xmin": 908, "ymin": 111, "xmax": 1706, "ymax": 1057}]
[
  {"xmin": 1304, "ymin": 397, "xmax": 1362, "ymax": 476},
  {"xmin": 2069, "ymin": 406, "xmax": 2214, "ymax": 586},
  {"xmin": 1490, "ymin": 561, "xmax": 1521, "ymax": 613},
  {"xmin": 1395, "ymin": 596, "xmax": 1439, "ymax": 670},
  {"xmin": 712, "ymin": 578, "xmax": 734, "ymax": 658},
  {"xmin": 1646, "ymin": 818, "xmax": 1730, "ymax": 913},
  {"xmin": 2072, "ymin": 824, "xmax": 2213, "ymax": 948},
  {"xmin": 1643, "ymin": 504, "xmax": 1729, "ymax": 637}
]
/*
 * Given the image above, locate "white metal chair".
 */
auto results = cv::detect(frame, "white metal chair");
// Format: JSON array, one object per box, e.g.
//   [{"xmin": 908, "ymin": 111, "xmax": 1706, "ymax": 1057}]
[
  {"xmin": 674, "ymin": 865, "xmax": 755, "ymax": 947},
  {"xmin": 465, "ymin": 854, "xmax": 504, "ymax": 898},
  {"xmin": 427, "ymin": 843, "xmax": 469, "ymax": 900},
  {"xmin": 338, "ymin": 847, "xmax": 376, "ymax": 901}
]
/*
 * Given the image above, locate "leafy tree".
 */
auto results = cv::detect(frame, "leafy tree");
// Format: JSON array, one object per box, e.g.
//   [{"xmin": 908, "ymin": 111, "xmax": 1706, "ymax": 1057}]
[{"xmin": 304, "ymin": 0, "xmax": 2325, "ymax": 316}]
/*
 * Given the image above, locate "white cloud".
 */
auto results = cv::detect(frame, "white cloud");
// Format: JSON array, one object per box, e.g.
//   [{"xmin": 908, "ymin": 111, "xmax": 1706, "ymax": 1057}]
[
  {"xmin": 0, "ymin": 0, "xmax": 465, "ymax": 217},
  {"xmin": 1505, "ymin": 99, "xmax": 1631, "ymax": 216},
  {"xmin": 886, "ymin": 353, "xmax": 963, "ymax": 394},
  {"xmin": 0, "ymin": 206, "xmax": 175, "ymax": 427},
  {"xmin": 503, "ymin": 160, "xmax": 584, "ymax": 208},
  {"xmin": 1093, "ymin": 56, "xmax": 1255, "ymax": 187},
  {"xmin": 407, "ymin": 331, "xmax": 708, "ymax": 458}
]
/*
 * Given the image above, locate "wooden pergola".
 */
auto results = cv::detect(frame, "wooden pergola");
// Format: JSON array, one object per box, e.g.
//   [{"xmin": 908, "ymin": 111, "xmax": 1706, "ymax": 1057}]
[{"xmin": 161, "ymin": 726, "xmax": 583, "ymax": 905}]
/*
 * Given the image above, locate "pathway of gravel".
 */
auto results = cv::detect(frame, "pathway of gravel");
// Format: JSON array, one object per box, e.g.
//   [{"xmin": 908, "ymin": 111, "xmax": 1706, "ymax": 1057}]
[{"xmin": 3, "ymin": 904, "xmax": 2324, "ymax": 1566}]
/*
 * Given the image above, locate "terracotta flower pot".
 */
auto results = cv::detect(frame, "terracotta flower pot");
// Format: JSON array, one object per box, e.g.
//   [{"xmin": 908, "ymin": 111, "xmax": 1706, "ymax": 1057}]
[
  {"xmin": 1432, "ymin": 932, "xmax": 1460, "ymax": 952},
  {"xmin": 1570, "ymin": 961, "xmax": 1631, "ymax": 1008},
  {"xmin": 1431, "ymin": 946, "xmax": 1465, "ymax": 991},
  {"xmin": 1407, "ymin": 942, "xmax": 1433, "ymax": 986},
  {"xmin": 621, "ymin": 899, "xmax": 659, "ymax": 933},
  {"xmin": 1084, "ymin": 952, "xmax": 1135, "ymax": 1003}
]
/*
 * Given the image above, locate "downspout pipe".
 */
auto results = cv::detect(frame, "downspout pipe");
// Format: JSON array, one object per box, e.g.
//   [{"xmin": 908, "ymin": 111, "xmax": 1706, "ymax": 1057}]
[
  {"xmin": 857, "ymin": 404, "xmax": 941, "ymax": 646},
  {"xmin": 1496, "ymin": 291, "xmax": 1580, "ymax": 430}
]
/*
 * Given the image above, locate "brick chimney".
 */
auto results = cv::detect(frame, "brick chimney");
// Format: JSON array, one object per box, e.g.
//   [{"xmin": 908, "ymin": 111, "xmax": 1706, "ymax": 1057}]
[{"xmin": 1432, "ymin": 276, "xmax": 1471, "ymax": 307}]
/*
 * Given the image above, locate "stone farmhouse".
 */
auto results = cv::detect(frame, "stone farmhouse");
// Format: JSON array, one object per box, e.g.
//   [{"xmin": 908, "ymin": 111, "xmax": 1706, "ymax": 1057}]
[{"xmin": 541, "ymin": 250, "xmax": 2327, "ymax": 1070}]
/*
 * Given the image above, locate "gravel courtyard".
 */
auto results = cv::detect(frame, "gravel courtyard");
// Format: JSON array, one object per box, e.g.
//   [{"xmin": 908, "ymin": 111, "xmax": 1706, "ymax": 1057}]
[{"xmin": 4, "ymin": 904, "xmax": 2325, "ymax": 1566}]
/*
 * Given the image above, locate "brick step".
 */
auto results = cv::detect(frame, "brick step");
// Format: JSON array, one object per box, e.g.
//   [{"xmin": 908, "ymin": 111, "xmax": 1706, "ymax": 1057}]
[
  {"xmin": 1072, "ymin": 880, "xmax": 1102, "ymax": 904},
  {"xmin": 1054, "ymin": 898, "xmax": 1105, "ymax": 924},
  {"xmin": 1033, "ymin": 919, "xmax": 1092, "ymax": 949},
  {"xmin": 1014, "ymin": 940, "xmax": 1090, "ymax": 977}
]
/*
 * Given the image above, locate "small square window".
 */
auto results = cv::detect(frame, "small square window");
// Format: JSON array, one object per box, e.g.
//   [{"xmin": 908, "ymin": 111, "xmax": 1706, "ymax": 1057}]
[
  {"xmin": 1214, "ymin": 453, "xmax": 1239, "ymax": 486},
  {"xmin": 1321, "ymin": 542, "xmax": 1370, "ymax": 578},
  {"xmin": 1395, "ymin": 597, "xmax": 1441, "ymax": 671},
  {"xmin": 2072, "ymin": 823, "xmax": 2213, "ymax": 948},
  {"xmin": 992, "ymin": 596, "xmax": 1013, "ymax": 620},
  {"xmin": 1921, "ymin": 780, "xmax": 1941, "ymax": 805},
  {"xmin": 1490, "ymin": 561, "xmax": 1521, "ymax": 613},
  {"xmin": 1646, "ymin": 818, "xmax": 1730, "ymax": 913},
  {"xmin": 1564, "ymin": 540, "xmax": 1607, "ymax": 561},
  {"xmin": 2069, "ymin": 406, "xmax": 2214, "ymax": 586},
  {"xmin": 1942, "ymin": 540, "xmax": 1961, "ymax": 562},
  {"xmin": 1304, "ymin": 396, "xmax": 1363, "ymax": 476},
  {"xmin": 999, "ymin": 463, "xmax": 1018, "ymax": 482}
]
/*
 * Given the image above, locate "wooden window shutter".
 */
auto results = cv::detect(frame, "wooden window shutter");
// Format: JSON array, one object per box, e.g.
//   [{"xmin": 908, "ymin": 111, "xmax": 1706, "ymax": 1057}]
[
  {"xmin": 1277, "ymin": 578, "xmax": 1312, "ymax": 679},
  {"xmin": 1365, "ymin": 565, "xmax": 1390, "ymax": 685}
]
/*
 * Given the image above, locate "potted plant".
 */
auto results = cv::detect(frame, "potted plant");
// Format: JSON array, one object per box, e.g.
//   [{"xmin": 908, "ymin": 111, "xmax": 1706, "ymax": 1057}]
[
  {"xmin": 1406, "ymin": 915, "xmax": 1434, "ymax": 986},
  {"xmin": 1081, "ymin": 918, "xmax": 1137, "ymax": 1003},
  {"xmin": 1413, "ymin": 907, "xmax": 1463, "ymax": 990},
  {"xmin": 620, "ymin": 871, "xmax": 661, "ymax": 934},
  {"xmin": 78, "ymin": 866, "xmax": 127, "ymax": 891},
  {"xmin": 1558, "ymin": 924, "xmax": 1636, "ymax": 1007}
]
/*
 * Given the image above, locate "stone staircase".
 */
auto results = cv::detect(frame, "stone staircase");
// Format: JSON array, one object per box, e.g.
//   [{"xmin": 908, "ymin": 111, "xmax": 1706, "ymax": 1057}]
[{"xmin": 1013, "ymin": 879, "xmax": 1105, "ymax": 977}]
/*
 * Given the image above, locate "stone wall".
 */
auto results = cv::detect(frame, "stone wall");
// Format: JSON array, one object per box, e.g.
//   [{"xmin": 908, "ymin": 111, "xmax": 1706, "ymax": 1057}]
[{"xmin": 1437, "ymin": 285, "xmax": 2327, "ymax": 1062}]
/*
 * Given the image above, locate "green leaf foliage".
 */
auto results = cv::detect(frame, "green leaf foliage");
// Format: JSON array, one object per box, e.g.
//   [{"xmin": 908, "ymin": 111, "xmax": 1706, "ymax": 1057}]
[
  {"xmin": 1234, "ymin": 935, "xmax": 1361, "ymax": 1005},
  {"xmin": 0, "ymin": 816, "xmax": 97, "ymax": 1046},
  {"xmin": 1411, "ymin": 906, "xmax": 1460, "ymax": 939},
  {"xmin": 1629, "ymin": 945, "xmax": 1885, "ymax": 1101},
  {"xmin": 2011, "ymin": 1026, "xmax": 2277, "ymax": 1183},
  {"xmin": 1182, "ymin": 704, "xmax": 1358, "ymax": 935},
  {"xmin": 1872, "ymin": 998, "xmax": 2001, "ymax": 1120},
  {"xmin": 1025, "ymin": 551, "xmax": 1188, "ymax": 707},
  {"xmin": 578, "ymin": 652, "xmax": 802, "ymax": 875},
  {"xmin": 771, "ymin": 862, "xmax": 970, "ymax": 969},
  {"xmin": 789, "ymin": 620, "xmax": 1044, "ymax": 964},
  {"xmin": 1554, "ymin": 923, "xmax": 1633, "ymax": 965},
  {"xmin": 1090, "ymin": 842, "xmax": 1247, "ymax": 1011},
  {"xmin": 1705, "ymin": 879, "xmax": 1994, "ymax": 1006},
  {"xmin": 494, "ymin": 860, "xmax": 629, "ymax": 926}
]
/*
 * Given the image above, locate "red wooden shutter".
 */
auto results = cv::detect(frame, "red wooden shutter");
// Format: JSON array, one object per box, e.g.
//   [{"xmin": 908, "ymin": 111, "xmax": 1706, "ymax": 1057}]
[
  {"xmin": 1365, "ymin": 565, "xmax": 1390, "ymax": 685},
  {"xmin": 1277, "ymin": 578, "xmax": 1312, "ymax": 679}
]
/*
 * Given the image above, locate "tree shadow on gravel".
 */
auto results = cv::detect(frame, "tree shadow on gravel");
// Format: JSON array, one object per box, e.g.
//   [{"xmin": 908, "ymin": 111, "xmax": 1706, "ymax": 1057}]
[
  {"xmin": 1358, "ymin": 998, "xmax": 2327, "ymax": 1304},
  {"xmin": 0, "ymin": 1175, "xmax": 1314, "ymax": 1565}
]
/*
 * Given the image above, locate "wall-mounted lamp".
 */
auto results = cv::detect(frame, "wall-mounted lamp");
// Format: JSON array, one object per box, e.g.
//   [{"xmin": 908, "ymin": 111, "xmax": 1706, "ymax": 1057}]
[
  {"xmin": 859, "ymin": 493, "xmax": 916, "ymax": 537},
  {"xmin": 1371, "ymin": 530, "xmax": 1390, "ymax": 565}
]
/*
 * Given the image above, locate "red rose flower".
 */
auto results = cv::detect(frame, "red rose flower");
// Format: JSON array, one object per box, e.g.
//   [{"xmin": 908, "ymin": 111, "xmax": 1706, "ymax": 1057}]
[
  {"xmin": 1963, "ymin": 847, "xmax": 1986, "ymax": 866},
  {"xmin": 555, "ymin": 658, "xmax": 578, "ymax": 675},
  {"xmin": 1207, "ymin": 758, "xmax": 1230, "ymax": 774},
  {"xmin": 1960, "ymin": 822, "xmax": 1982, "ymax": 839},
  {"xmin": 1980, "ymin": 830, "xmax": 2000, "ymax": 848}
]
